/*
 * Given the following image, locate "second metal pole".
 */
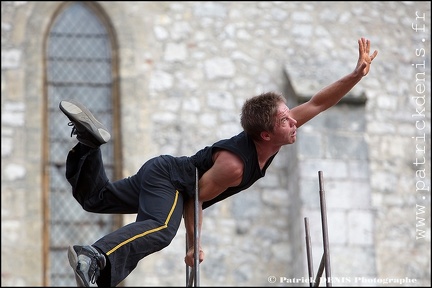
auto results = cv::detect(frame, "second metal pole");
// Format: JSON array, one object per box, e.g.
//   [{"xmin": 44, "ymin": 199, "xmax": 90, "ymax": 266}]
[
  {"xmin": 304, "ymin": 217, "xmax": 314, "ymax": 287},
  {"xmin": 318, "ymin": 171, "xmax": 332, "ymax": 287}
]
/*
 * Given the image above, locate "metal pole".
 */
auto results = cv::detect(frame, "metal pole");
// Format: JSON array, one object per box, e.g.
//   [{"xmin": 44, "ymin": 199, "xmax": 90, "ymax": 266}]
[
  {"xmin": 186, "ymin": 232, "xmax": 195, "ymax": 287},
  {"xmin": 304, "ymin": 217, "xmax": 314, "ymax": 287},
  {"xmin": 193, "ymin": 167, "xmax": 200, "ymax": 287},
  {"xmin": 186, "ymin": 168, "xmax": 200, "ymax": 287},
  {"xmin": 318, "ymin": 171, "xmax": 332, "ymax": 287},
  {"xmin": 313, "ymin": 253, "xmax": 325, "ymax": 287},
  {"xmin": 187, "ymin": 268, "xmax": 195, "ymax": 287}
]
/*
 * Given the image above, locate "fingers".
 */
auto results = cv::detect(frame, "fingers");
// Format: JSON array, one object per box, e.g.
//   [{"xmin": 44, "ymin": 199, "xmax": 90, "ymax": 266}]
[
  {"xmin": 371, "ymin": 50, "xmax": 378, "ymax": 61},
  {"xmin": 184, "ymin": 249, "xmax": 204, "ymax": 267},
  {"xmin": 358, "ymin": 37, "xmax": 368, "ymax": 55},
  {"xmin": 365, "ymin": 38, "xmax": 370, "ymax": 54},
  {"xmin": 358, "ymin": 37, "xmax": 378, "ymax": 61}
]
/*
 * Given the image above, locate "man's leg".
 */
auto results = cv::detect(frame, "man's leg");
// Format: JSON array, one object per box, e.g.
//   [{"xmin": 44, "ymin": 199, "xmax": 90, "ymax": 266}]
[
  {"xmin": 65, "ymin": 143, "xmax": 139, "ymax": 213},
  {"xmin": 60, "ymin": 100, "xmax": 138, "ymax": 213},
  {"xmin": 93, "ymin": 156, "xmax": 185, "ymax": 287},
  {"xmin": 60, "ymin": 99, "xmax": 139, "ymax": 287}
]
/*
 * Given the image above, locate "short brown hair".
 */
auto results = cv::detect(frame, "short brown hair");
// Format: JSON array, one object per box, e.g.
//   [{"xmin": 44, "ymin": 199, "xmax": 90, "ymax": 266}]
[{"xmin": 240, "ymin": 92, "xmax": 286, "ymax": 140}]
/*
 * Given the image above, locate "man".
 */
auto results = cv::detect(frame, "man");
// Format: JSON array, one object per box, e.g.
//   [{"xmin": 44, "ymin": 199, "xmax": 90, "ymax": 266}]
[{"xmin": 61, "ymin": 37, "xmax": 377, "ymax": 287}]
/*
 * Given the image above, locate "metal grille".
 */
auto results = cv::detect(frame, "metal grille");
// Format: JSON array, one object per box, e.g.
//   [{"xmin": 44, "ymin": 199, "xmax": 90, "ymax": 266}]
[{"xmin": 46, "ymin": 2, "xmax": 116, "ymax": 286}]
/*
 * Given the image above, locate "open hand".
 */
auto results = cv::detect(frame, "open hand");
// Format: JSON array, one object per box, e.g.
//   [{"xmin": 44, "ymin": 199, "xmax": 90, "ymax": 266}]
[{"xmin": 356, "ymin": 37, "xmax": 378, "ymax": 76}]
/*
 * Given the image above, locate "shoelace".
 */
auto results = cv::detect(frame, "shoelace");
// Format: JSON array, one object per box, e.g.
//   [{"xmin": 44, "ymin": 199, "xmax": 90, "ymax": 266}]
[
  {"xmin": 68, "ymin": 122, "xmax": 77, "ymax": 137},
  {"xmin": 89, "ymin": 254, "xmax": 102, "ymax": 284}
]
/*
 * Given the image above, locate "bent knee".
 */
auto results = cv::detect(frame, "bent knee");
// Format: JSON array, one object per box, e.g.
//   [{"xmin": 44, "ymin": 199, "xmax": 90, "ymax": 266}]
[{"xmin": 157, "ymin": 225, "xmax": 178, "ymax": 248}]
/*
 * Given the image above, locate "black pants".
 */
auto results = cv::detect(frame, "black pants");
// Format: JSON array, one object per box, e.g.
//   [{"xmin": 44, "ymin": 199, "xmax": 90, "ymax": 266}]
[{"xmin": 66, "ymin": 143, "xmax": 185, "ymax": 286}]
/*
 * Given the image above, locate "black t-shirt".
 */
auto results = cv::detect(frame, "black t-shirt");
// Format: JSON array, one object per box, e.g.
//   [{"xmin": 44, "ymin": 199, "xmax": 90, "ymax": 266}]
[{"xmin": 188, "ymin": 131, "xmax": 277, "ymax": 209}]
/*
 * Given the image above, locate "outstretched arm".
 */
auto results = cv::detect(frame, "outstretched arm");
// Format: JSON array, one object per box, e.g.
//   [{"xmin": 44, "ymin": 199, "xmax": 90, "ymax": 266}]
[{"xmin": 291, "ymin": 37, "xmax": 378, "ymax": 128}]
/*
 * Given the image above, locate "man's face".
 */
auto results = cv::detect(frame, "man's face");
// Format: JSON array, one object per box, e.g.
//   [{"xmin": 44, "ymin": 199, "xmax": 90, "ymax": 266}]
[{"xmin": 272, "ymin": 102, "xmax": 298, "ymax": 145}]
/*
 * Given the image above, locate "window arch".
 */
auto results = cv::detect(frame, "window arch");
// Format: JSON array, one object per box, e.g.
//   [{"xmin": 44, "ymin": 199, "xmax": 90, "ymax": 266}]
[{"xmin": 44, "ymin": 2, "xmax": 121, "ymax": 285}]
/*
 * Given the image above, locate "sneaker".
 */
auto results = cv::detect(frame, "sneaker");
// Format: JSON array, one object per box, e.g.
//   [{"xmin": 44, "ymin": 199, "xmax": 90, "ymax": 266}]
[
  {"xmin": 68, "ymin": 245, "xmax": 107, "ymax": 287},
  {"xmin": 59, "ymin": 100, "xmax": 111, "ymax": 148}
]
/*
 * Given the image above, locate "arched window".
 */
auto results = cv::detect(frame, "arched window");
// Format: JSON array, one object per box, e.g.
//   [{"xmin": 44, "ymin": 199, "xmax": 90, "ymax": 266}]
[{"xmin": 45, "ymin": 2, "xmax": 121, "ymax": 285}]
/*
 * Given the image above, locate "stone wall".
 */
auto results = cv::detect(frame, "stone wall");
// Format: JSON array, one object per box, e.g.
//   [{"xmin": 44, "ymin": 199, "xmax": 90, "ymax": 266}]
[{"xmin": 1, "ymin": 1, "xmax": 430, "ymax": 286}]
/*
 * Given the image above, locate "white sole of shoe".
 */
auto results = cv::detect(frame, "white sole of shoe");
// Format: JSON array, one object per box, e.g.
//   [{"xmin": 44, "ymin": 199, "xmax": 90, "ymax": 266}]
[
  {"xmin": 60, "ymin": 100, "xmax": 111, "ymax": 143},
  {"xmin": 68, "ymin": 245, "xmax": 87, "ymax": 287}
]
